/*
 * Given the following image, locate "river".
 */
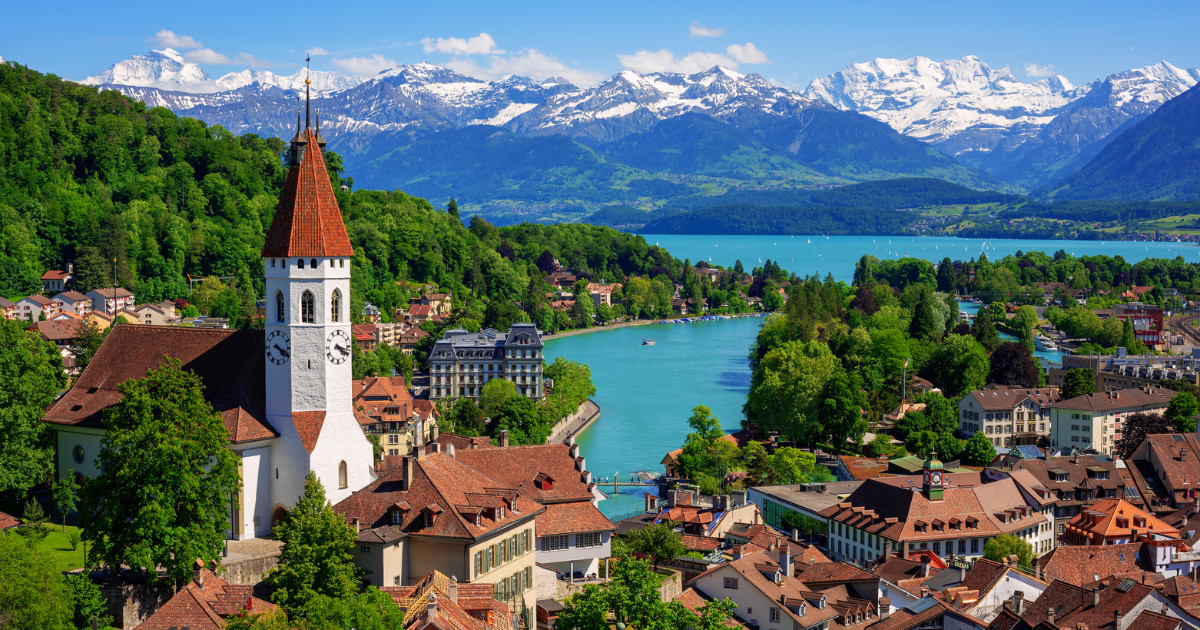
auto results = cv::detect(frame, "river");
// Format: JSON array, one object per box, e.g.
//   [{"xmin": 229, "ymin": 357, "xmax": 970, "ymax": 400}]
[{"xmin": 551, "ymin": 235, "xmax": 1193, "ymax": 518}]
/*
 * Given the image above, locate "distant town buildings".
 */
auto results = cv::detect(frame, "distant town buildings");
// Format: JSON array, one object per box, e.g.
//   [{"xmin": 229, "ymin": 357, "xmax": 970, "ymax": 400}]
[
  {"xmin": 958, "ymin": 387, "xmax": 1060, "ymax": 448},
  {"xmin": 1049, "ymin": 387, "xmax": 1178, "ymax": 456}
]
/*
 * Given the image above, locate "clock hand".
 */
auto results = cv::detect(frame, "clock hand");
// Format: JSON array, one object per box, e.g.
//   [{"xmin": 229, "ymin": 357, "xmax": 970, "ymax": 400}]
[
  {"xmin": 274, "ymin": 344, "xmax": 290, "ymax": 358},
  {"xmin": 336, "ymin": 344, "xmax": 349, "ymax": 355}
]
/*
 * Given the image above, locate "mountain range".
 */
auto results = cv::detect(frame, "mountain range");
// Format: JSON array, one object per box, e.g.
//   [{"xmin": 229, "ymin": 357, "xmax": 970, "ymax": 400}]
[{"xmin": 73, "ymin": 51, "xmax": 1200, "ymax": 218}]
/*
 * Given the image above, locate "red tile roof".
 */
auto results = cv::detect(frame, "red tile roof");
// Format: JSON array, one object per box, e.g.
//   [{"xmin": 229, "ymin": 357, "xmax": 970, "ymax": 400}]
[
  {"xmin": 136, "ymin": 568, "xmax": 275, "ymax": 630},
  {"xmin": 1050, "ymin": 387, "xmax": 1177, "ymax": 412},
  {"xmin": 54, "ymin": 290, "xmax": 89, "ymax": 303},
  {"xmin": 42, "ymin": 325, "xmax": 276, "ymax": 444},
  {"xmin": 27, "ymin": 319, "xmax": 81, "ymax": 341},
  {"xmin": 292, "ymin": 411, "xmax": 326, "ymax": 454},
  {"xmin": 0, "ymin": 511, "xmax": 20, "ymax": 530},
  {"xmin": 261, "ymin": 129, "xmax": 353, "ymax": 258},
  {"xmin": 535, "ymin": 501, "xmax": 614, "ymax": 537},
  {"xmin": 41, "ymin": 270, "xmax": 71, "ymax": 281},
  {"xmin": 454, "ymin": 443, "xmax": 595, "ymax": 504},
  {"xmin": 381, "ymin": 570, "xmax": 512, "ymax": 630},
  {"xmin": 1035, "ymin": 543, "xmax": 1142, "ymax": 585},
  {"xmin": 334, "ymin": 452, "xmax": 543, "ymax": 540}
]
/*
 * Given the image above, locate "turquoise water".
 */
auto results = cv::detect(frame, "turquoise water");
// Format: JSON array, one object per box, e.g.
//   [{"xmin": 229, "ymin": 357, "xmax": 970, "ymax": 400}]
[
  {"xmin": 647, "ymin": 234, "xmax": 1196, "ymax": 283},
  {"xmin": 543, "ymin": 317, "xmax": 763, "ymax": 518},
  {"xmin": 957, "ymin": 301, "xmax": 1063, "ymax": 365},
  {"xmin": 556, "ymin": 236, "xmax": 1196, "ymax": 517}
]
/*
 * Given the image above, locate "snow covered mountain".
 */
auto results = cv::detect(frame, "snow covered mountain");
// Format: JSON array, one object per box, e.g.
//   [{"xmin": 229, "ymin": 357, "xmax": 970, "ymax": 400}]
[
  {"xmin": 805, "ymin": 56, "xmax": 1200, "ymax": 186},
  {"xmin": 804, "ymin": 56, "xmax": 1083, "ymax": 157},
  {"xmin": 83, "ymin": 48, "xmax": 364, "ymax": 94}
]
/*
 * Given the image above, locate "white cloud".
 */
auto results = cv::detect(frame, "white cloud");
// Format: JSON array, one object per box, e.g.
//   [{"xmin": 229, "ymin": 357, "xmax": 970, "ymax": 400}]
[
  {"xmin": 1025, "ymin": 62, "xmax": 1056, "ymax": 77},
  {"xmin": 689, "ymin": 22, "xmax": 725, "ymax": 38},
  {"xmin": 182, "ymin": 48, "xmax": 276, "ymax": 68},
  {"xmin": 421, "ymin": 33, "xmax": 501, "ymax": 56},
  {"xmin": 332, "ymin": 54, "xmax": 397, "ymax": 75},
  {"xmin": 617, "ymin": 48, "xmax": 738, "ymax": 74},
  {"xmin": 725, "ymin": 42, "xmax": 771, "ymax": 65},
  {"xmin": 306, "ymin": 47, "xmax": 330, "ymax": 56},
  {"xmin": 150, "ymin": 29, "xmax": 203, "ymax": 49},
  {"xmin": 184, "ymin": 48, "xmax": 235, "ymax": 64},
  {"xmin": 445, "ymin": 48, "xmax": 604, "ymax": 86}
]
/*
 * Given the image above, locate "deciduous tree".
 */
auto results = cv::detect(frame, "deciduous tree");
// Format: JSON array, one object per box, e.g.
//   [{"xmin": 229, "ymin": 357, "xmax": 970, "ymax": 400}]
[
  {"xmin": 984, "ymin": 533, "xmax": 1032, "ymax": 570},
  {"xmin": 1167, "ymin": 391, "xmax": 1199, "ymax": 433},
  {"xmin": 960, "ymin": 431, "xmax": 997, "ymax": 466},
  {"xmin": 988, "ymin": 342, "xmax": 1039, "ymax": 388},
  {"xmin": 0, "ymin": 319, "xmax": 66, "ymax": 495},
  {"xmin": 0, "ymin": 535, "xmax": 73, "ymax": 630},
  {"xmin": 1114, "ymin": 412, "xmax": 1171, "ymax": 459},
  {"xmin": 80, "ymin": 357, "xmax": 240, "ymax": 585},
  {"xmin": 624, "ymin": 524, "xmax": 687, "ymax": 573}
]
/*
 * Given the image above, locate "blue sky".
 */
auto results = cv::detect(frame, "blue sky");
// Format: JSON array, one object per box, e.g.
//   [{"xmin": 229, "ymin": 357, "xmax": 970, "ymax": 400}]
[{"xmin": 5, "ymin": 0, "xmax": 1198, "ymax": 87}]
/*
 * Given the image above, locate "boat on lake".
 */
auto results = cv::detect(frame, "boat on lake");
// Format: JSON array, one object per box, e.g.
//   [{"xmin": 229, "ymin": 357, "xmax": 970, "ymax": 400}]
[{"xmin": 642, "ymin": 338, "xmax": 656, "ymax": 346}]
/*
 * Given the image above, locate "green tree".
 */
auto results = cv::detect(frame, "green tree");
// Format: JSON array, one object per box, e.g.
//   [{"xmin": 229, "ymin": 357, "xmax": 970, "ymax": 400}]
[
  {"xmin": 448, "ymin": 397, "xmax": 486, "ymax": 436},
  {"xmin": 1061, "ymin": 368, "xmax": 1097, "ymax": 400},
  {"xmin": 744, "ymin": 339, "xmax": 839, "ymax": 446},
  {"xmin": 555, "ymin": 557, "xmax": 696, "ymax": 630},
  {"xmin": 0, "ymin": 535, "xmax": 73, "ymax": 630},
  {"xmin": 17, "ymin": 497, "xmax": 50, "ymax": 542},
  {"xmin": 971, "ymin": 308, "xmax": 1002, "ymax": 352},
  {"xmin": 624, "ymin": 524, "xmax": 687, "ymax": 572},
  {"xmin": 819, "ymin": 369, "xmax": 867, "ymax": 453},
  {"xmin": 687, "ymin": 405, "xmax": 724, "ymax": 443},
  {"xmin": 937, "ymin": 257, "xmax": 957, "ymax": 293},
  {"xmin": 924, "ymin": 334, "xmax": 989, "ymax": 397},
  {"xmin": 1168, "ymin": 391, "xmax": 1200, "ymax": 433},
  {"xmin": 447, "ymin": 198, "xmax": 460, "ymax": 221},
  {"xmin": 267, "ymin": 471, "xmax": 361, "ymax": 614},
  {"xmin": 493, "ymin": 396, "xmax": 549, "ymax": 445},
  {"xmin": 479, "ymin": 378, "xmax": 517, "ymax": 417},
  {"xmin": 0, "ymin": 319, "xmax": 66, "ymax": 495},
  {"xmin": 482, "ymin": 299, "xmax": 525, "ymax": 331},
  {"xmin": 80, "ymin": 357, "xmax": 240, "ymax": 585},
  {"xmin": 64, "ymin": 574, "xmax": 117, "ymax": 630},
  {"xmin": 769, "ymin": 447, "xmax": 832, "ymax": 484},
  {"xmin": 294, "ymin": 588, "xmax": 407, "ymax": 630},
  {"xmin": 960, "ymin": 431, "xmax": 998, "ymax": 466},
  {"xmin": 908, "ymin": 288, "xmax": 940, "ymax": 340},
  {"xmin": 983, "ymin": 533, "xmax": 1033, "ymax": 570},
  {"xmin": 73, "ymin": 316, "xmax": 107, "ymax": 372},
  {"xmin": 52, "ymin": 470, "xmax": 80, "ymax": 532}
]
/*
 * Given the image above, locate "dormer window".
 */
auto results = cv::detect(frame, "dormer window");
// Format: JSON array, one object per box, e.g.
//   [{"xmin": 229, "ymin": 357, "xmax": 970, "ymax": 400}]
[
  {"xmin": 425, "ymin": 512, "xmax": 434, "ymax": 527},
  {"xmin": 475, "ymin": 514, "xmax": 482, "ymax": 527},
  {"xmin": 392, "ymin": 510, "xmax": 402, "ymax": 524},
  {"xmin": 498, "ymin": 506, "xmax": 505, "ymax": 520}
]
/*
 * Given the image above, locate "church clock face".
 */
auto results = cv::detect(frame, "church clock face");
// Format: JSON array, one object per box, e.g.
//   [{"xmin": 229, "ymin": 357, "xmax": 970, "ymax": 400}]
[
  {"xmin": 327, "ymin": 330, "xmax": 351, "ymax": 364},
  {"xmin": 931, "ymin": 472, "xmax": 942, "ymax": 485},
  {"xmin": 265, "ymin": 330, "xmax": 290, "ymax": 365}
]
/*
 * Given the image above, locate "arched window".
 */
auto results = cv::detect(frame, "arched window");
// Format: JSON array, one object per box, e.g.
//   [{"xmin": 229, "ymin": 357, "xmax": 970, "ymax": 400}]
[
  {"xmin": 301, "ymin": 290, "xmax": 314, "ymax": 323},
  {"xmin": 310, "ymin": 258, "xmax": 317, "ymax": 269},
  {"xmin": 275, "ymin": 290, "xmax": 285, "ymax": 323},
  {"xmin": 338, "ymin": 461, "xmax": 348, "ymax": 489},
  {"xmin": 330, "ymin": 288, "xmax": 341, "ymax": 323},
  {"xmin": 297, "ymin": 258, "xmax": 304, "ymax": 269},
  {"xmin": 271, "ymin": 258, "xmax": 276, "ymax": 268}
]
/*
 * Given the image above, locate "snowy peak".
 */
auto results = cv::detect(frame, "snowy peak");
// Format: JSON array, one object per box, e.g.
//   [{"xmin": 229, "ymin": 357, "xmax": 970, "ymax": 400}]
[
  {"xmin": 82, "ymin": 48, "xmax": 209, "ymax": 90},
  {"xmin": 1093, "ymin": 61, "xmax": 1200, "ymax": 108},
  {"xmin": 212, "ymin": 68, "xmax": 363, "ymax": 94}
]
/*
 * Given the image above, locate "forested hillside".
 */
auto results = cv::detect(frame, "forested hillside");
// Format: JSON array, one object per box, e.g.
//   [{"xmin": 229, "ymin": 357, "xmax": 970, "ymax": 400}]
[{"xmin": 0, "ymin": 63, "xmax": 679, "ymax": 320}]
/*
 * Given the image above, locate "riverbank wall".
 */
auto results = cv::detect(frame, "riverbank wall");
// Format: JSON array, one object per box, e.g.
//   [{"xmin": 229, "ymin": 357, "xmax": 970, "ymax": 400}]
[{"xmin": 546, "ymin": 399, "xmax": 601, "ymax": 444}]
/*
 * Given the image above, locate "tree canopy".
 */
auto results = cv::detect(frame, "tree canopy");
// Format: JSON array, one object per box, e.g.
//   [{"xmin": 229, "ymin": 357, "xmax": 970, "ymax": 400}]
[
  {"xmin": 80, "ymin": 357, "xmax": 239, "ymax": 585},
  {"xmin": 0, "ymin": 319, "xmax": 66, "ymax": 495}
]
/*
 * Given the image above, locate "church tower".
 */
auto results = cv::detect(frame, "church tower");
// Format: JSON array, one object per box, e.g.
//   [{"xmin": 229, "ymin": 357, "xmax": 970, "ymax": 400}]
[{"xmin": 260, "ymin": 73, "xmax": 373, "ymax": 519}]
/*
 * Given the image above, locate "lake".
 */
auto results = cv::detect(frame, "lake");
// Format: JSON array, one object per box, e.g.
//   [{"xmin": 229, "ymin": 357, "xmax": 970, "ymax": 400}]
[{"xmin": 646, "ymin": 234, "xmax": 1196, "ymax": 283}]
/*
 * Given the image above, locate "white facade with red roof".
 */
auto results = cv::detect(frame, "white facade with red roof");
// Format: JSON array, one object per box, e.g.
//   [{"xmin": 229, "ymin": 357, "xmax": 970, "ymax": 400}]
[{"xmin": 43, "ymin": 94, "xmax": 375, "ymax": 540}]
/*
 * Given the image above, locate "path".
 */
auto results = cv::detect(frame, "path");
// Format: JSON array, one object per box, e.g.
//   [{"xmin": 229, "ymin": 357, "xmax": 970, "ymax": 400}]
[
  {"xmin": 547, "ymin": 399, "xmax": 601, "ymax": 444},
  {"xmin": 543, "ymin": 319, "xmax": 656, "ymax": 340}
]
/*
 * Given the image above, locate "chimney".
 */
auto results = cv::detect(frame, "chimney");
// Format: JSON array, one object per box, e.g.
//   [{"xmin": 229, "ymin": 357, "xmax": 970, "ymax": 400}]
[
  {"xmin": 780, "ymin": 547, "xmax": 793, "ymax": 578},
  {"xmin": 430, "ymin": 423, "xmax": 440, "ymax": 442},
  {"xmin": 449, "ymin": 576, "xmax": 458, "ymax": 603},
  {"xmin": 1009, "ymin": 554, "xmax": 1019, "ymax": 568},
  {"xmin": 192, "ymin": 558, "xmax": 206, "ymax": 588},
  {"xmin": 401, "ymin": 453, "xmax": 415, "ymax": 491},
  {"xmin": 1011, "ymin": 591, "xmax": 1025, "ymax": 616},
  {"xmin": 1114, "ymin": 609, "xmax": 1123, "ymax": 630},
  {"xmin": 792, "ymin": 528, "xmax": 800, "ymax": 542},
  {"xmin": 352, "ymin": 518, "xmax": 361, "ymax": 533},
  {"xmin": 499, "ymin": 429, "xmax": 509, "ymax": 448},
  {"xmin": 878, "ymin": 597, "xmax": 891, "ymax": 621},
  {"xmin": 1092, "ymin": 586, "xmax": 1101, "ymax": 607},
  {"xmin": 1182, "ymin": 448, "xmax": 1188, "ymax": 463},
  {"xmin": 920, "ymin": 555, "xmax": 930, "ymax": 578},
  {"xmin": 427, "ymin": 592, "xmax": 438, "ymax": 618},
  {"xmin": 430, "ymin": 442, "xmax": 441, "ymax": 454},
  {"xmin": 959, "ymin": 564, "xmax": 967, "ymax": 582},
  {"xmin": 447, "ymin": 443, "xmax": 455, "ymax": 458},
  {"xmin": 920, "ymin": 586, "xmax": 931, "ymax": 598},
  {"xmin": 1047, "ymin": 606, "xmax": 1056, "ymax": 624}
]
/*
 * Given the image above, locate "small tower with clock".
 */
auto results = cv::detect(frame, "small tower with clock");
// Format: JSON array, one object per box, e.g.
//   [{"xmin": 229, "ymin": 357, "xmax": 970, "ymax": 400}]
[
  {"xmin": 260, "ymin": 72, "xmax": 373, "ymax": 516},
  {"xmin": 922, "ymin": 451, "xmax": 945, "ymax": 501}
]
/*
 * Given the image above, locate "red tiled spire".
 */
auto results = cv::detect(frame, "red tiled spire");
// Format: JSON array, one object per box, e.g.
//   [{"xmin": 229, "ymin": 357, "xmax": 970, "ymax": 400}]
[{"xmin": 261, "ymin": 128, "xmax": 354, "ymax": 258}]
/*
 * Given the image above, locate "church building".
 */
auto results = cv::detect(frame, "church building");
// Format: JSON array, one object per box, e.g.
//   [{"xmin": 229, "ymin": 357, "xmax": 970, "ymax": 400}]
[{"xmin": 42, "ymin": 88, "xmax": 377, "ymax": 539}]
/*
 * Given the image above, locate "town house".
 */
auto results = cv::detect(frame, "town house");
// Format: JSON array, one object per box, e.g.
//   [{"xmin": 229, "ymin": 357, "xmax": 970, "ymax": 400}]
[
  {"xmin": 87, "ymin": 287, "xmax": 135, "ymax": 314},
  {"xmin": 997, "ymin": 453, "xmax": 1125, "ymax": 539},
  {"xmin": 1049, "ymin": 387, "xmax": 1177, "ymax": 456},
  {"xmin": 429, "ymin": 324, "xmax": 544, "ymax": 400},
  {"xmin": 958, "ymin": 388, "xmax": 1059, "ymax": 448},
  {"xmin": 52, "ymin": 290, "xmax": 91, "ymax": 316}
]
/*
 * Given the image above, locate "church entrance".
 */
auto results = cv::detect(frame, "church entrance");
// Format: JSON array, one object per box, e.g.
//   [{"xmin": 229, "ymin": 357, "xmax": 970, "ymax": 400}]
[{"xmin": 270, "ymin": 505, "xmax": 289, "ymax": 532}]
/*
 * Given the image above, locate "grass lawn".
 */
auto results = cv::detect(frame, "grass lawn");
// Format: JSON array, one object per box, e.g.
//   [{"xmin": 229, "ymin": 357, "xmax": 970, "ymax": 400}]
[{"xmin": 10, "ymin": 525, "xmax": 88, "ymax": 572}]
